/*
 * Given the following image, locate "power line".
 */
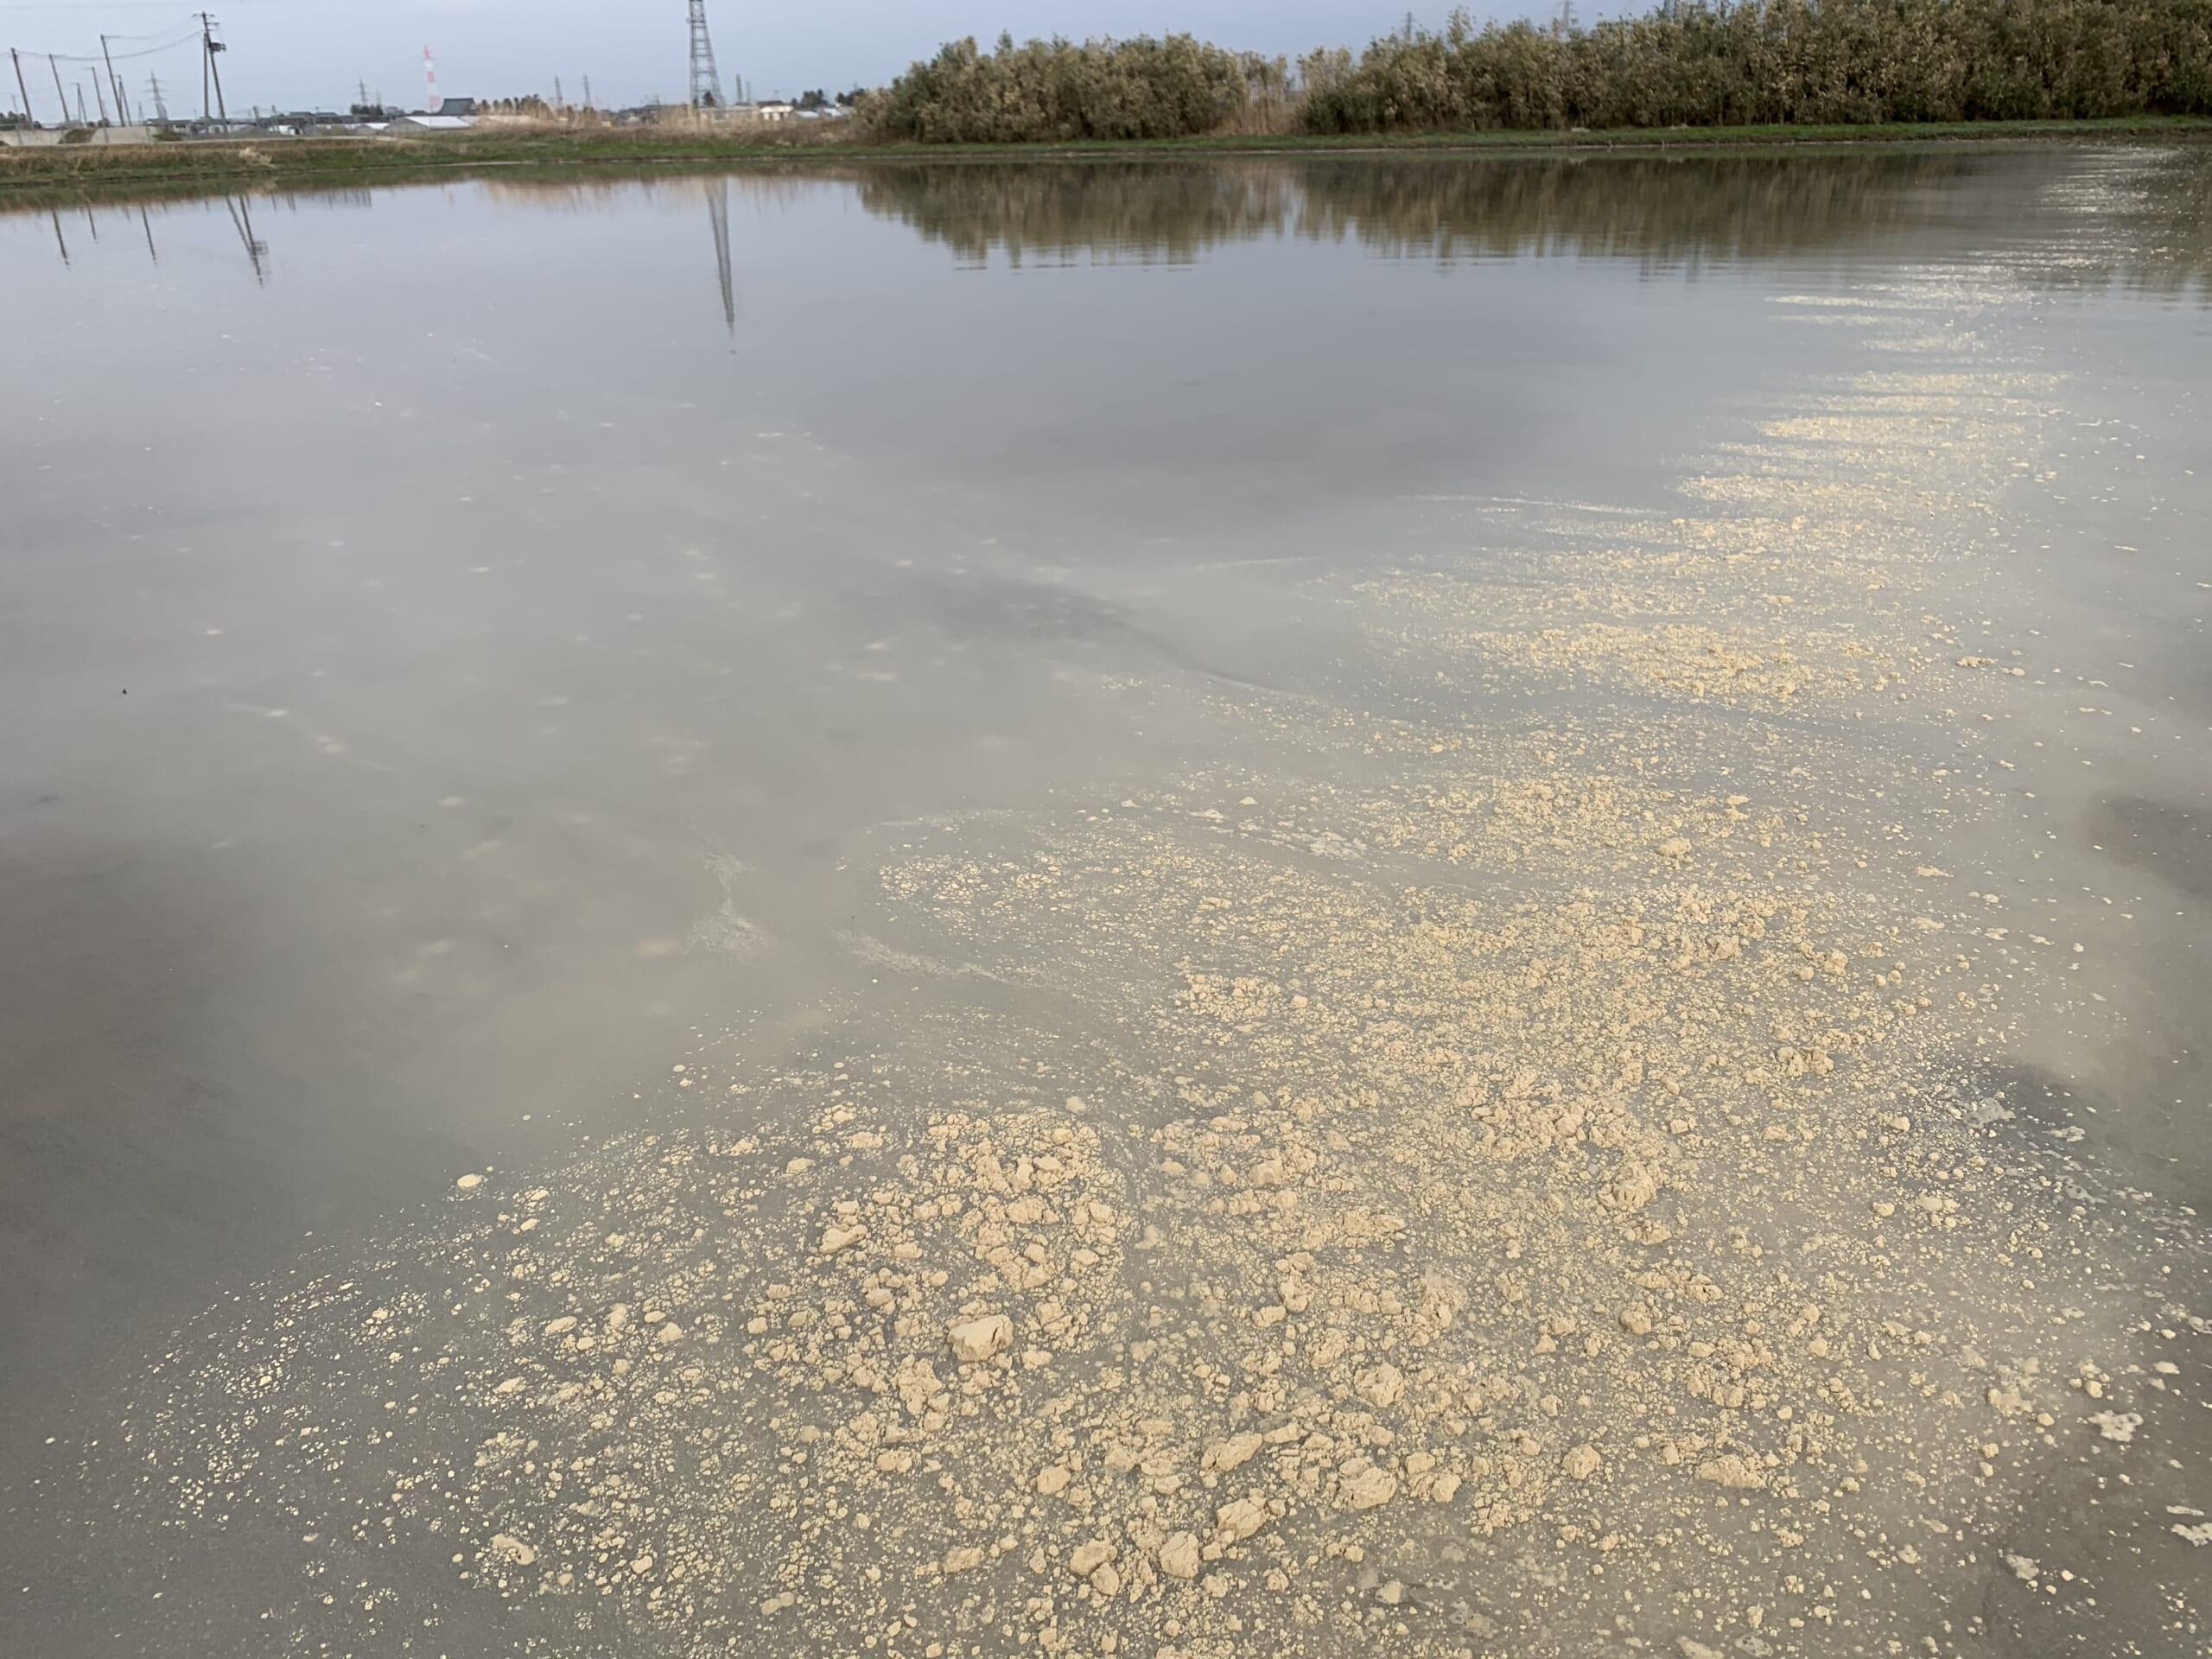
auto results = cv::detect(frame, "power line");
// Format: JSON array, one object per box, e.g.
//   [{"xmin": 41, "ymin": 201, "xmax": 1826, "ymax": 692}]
[
  {"xmin": 7, "ymin": 12, "xmax": 199, "ymax": 57},
  {"xmin": 29, "ymin": 30, "xmax": 201, "ymax": 67},
  {"xmin": 87, "ymin": 34, "xmax": 202, "ymax": 61}
]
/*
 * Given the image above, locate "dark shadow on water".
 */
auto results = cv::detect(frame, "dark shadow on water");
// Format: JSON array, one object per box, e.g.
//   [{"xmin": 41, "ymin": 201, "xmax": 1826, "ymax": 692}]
[
  {"xmin": 0, "ymin": 824, "xmax": 454, "ymax": 1435},
  {"xmin": 875, "ymin": 562, "xmax": 1288, "ymax": 695},
  {"xmin": 2086, "ymin": 792, "xmax": 2212, "ymax": 904},
  {"xmin": 1972, "ymin": 1053, "xmax": 2210, "ymax": 1213}
]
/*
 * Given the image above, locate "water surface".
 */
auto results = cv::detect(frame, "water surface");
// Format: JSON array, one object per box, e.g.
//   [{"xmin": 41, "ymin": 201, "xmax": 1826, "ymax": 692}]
[{"xmin": 3, "ymin": 148, "xmax": 2209, "ymax": 1658}]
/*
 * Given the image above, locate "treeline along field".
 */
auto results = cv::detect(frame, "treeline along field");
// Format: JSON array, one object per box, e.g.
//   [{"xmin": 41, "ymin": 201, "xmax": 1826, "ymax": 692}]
[
  {"xmin": 862, "ymin": 0, "xmax": 2212, "ymax": 142},
  {"xmin": 861, "ymin": 33, "xmax": 1291, "ymax": 143}
]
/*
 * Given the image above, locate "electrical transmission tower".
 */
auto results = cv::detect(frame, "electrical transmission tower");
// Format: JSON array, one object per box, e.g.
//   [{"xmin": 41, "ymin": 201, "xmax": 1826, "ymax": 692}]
[{"xmin": 687, "ymin": 0, "xmax": 722, "ymax": 108}]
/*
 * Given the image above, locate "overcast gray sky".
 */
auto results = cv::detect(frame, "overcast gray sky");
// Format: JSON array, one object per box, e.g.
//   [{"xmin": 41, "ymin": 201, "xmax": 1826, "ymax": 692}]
[{"xmin": 0, "ymin": 1, "xmax": 1536, "ymax": 118}]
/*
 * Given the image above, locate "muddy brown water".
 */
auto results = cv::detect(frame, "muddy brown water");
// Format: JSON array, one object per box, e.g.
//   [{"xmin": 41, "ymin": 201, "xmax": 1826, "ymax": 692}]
[{"xmin": 2, "ymin": 149, "xmax": 2209, "ymax": 1658}]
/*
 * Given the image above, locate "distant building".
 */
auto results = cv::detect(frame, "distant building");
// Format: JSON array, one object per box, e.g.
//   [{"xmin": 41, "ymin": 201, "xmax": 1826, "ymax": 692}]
[
  {"xmin": 385, "ymin": 113, "xmax": 475, "ymax": 132},
  {"xmin": 753, "ymin": 101, "xmax": 794, "ymax": 122}
]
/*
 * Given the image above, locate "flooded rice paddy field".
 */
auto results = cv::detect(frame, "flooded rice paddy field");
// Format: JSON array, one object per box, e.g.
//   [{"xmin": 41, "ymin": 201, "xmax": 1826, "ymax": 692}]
[{"xmin": 3, "ymin": 148, "xmax": 2210, "ymax": 1657}]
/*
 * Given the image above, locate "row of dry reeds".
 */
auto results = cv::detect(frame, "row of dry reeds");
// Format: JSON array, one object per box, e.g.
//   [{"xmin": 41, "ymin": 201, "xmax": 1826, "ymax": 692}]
[{"xmin": 857, "ymin": 0, "xmax": 2212, "ymax": 143}]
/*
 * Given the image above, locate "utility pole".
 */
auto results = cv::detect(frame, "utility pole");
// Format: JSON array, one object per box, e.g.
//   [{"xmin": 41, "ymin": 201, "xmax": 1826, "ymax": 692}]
[
  {"xmin": 74, "ymin": 83, "xmax": 86, "ymax": 125},
  {"xmin": 92, "ymin": 67, "xmax": 111, "ymax": 125},
  {"xmin": 48, "ymin": 54, "xmax": 67, "ymax": 123},
  {"xmin": 198, "ymin": 13, "xmax": 227, "ymax": 123},
  {"xmin": 10, "ymin": 49, "xmax": 35, "ymax": 127},
  {"xmin": 100, "ymin": 35, "xmax": 120, "ymax": 122},
  {"xmin": 582, "ymin": 73, "xmax": 592, "ymax": 108},
  {"xmin": 554, "ymin": 74, "xmax": 563, "ymax": 108}
]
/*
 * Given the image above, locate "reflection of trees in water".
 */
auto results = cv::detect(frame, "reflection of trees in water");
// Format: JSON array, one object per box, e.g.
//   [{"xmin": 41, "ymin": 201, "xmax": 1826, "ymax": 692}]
[
  {"xmin": 2028, "ymin": 150, "xmax": 2212, "ymax": 301},
  {"xmin": 853, "ymin": 152, "xmax": 2212, "ymax": 296},
  {"xmin": 1294, "ymin": 152, "xmax": 1984, "ymax": 266},
  {"xmin": 854, "ymin": 162, "xmax": 1294, "ymax": 265}
]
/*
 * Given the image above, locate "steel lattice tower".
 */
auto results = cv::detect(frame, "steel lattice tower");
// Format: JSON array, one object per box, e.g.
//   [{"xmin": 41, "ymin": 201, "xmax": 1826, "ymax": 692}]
[{"xmin": 687, "ymin": 0, "xmax": 722, "ymax": 109}]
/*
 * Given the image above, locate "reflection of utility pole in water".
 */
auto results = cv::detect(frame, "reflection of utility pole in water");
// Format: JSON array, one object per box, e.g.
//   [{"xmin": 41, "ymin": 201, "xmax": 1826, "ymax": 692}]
[
  {"xmin": 707, "ymin": 176, "xmax": 735, "ymax": 340},
  {"xmin": 225, "ymin": 194, "xmax": 267, "ymax": 283},
  {"xmin": 140, "ymin": 204, "xmax": 158, "ymax": 264},
  {"xmin": 48, "ymin": 207, "xmax": 68, "ymax": 264}
]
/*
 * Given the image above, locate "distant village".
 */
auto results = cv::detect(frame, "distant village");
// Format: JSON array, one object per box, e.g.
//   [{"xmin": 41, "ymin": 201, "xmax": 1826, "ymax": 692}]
[
  {"xmin": 0, "ymin": 92, "xmax": 856, "ymax": 144},
  {"xmin": 288, "ymin": 86, "xmax": 860, "ymax": 137},
  {"xmin": 0, "ymin": 4, "xmax": 857, "ymax": 149}
]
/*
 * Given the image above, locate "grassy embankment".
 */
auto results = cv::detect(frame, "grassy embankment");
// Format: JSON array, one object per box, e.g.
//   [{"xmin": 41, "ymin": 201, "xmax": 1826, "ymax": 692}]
[{"xmin": 3, "ymin": 114, "xmax": 2209, "ymax": 207}]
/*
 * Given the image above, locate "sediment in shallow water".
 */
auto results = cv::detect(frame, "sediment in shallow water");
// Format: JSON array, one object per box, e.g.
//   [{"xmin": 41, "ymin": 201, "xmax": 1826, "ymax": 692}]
[{"xmin": 73, "ymin": 182, "xmax": 2212, "ymax": 1659}]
